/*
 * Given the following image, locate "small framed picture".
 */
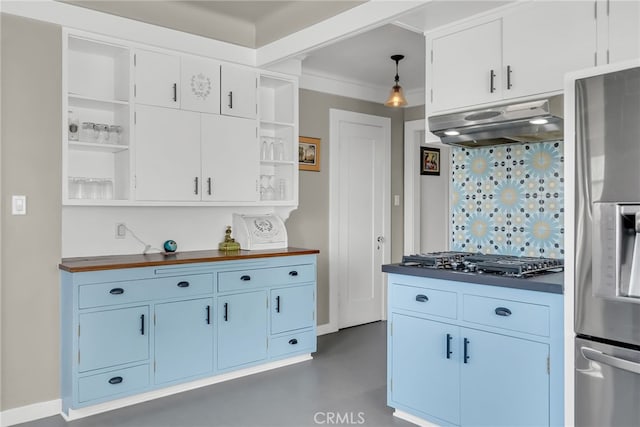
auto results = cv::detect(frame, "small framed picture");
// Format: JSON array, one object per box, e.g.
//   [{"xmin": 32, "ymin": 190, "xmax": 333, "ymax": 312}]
[
  {"xmin": 299, "ymin": 136, "xmax": 321, "ymax": 172},
  {"xmin": 420, "ymin": 146, "xmax": 440, "ymax": 176}
]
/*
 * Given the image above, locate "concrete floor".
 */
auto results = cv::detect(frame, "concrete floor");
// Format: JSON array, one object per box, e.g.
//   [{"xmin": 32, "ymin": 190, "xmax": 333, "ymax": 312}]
[{"xmin": 19, "ymin": 321, "xmax": 413, "ymax": 427}]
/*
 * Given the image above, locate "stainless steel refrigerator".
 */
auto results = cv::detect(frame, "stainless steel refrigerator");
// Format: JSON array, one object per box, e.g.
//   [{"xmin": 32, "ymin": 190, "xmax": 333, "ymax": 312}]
[{"xmin": 574, "ymin": 63, "xmax": 640, "ymax": 426}]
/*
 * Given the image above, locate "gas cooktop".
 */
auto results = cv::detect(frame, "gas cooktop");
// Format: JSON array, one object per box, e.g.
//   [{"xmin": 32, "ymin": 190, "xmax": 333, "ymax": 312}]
[{"xmin": 401, "ymin": 251, "xmax": 563, "ymax": 277}]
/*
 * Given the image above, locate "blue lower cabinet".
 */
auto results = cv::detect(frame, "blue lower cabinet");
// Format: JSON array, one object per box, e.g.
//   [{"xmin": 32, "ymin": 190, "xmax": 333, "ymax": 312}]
[
  {"xmin": 271, "ymin": 284, "xmax": 315, "ymax": 334},
  {"xmin": 154, "ymin": 298, "xmax": 214, "ymax": 384},
  {"xmin": 387, "ymin": 274, "xmax": 562, "ymax": 427},
  {"xmin": 460, "ymin": 328, "xmax": 549, "ymax": 427},
  {"xmin": 391, "ymin": 314, "xmax": 460, "ymax": 425},
  {"xmin": 217, "ymin": 291, "xmax": 268, "ymax": 370},
  {"xmin": 61, "ymin": 254, "xmax": 317, "ymax": 415},
  {"xmin": 79, "ymin": 306, "xmax": 149, "ymax": 372}
]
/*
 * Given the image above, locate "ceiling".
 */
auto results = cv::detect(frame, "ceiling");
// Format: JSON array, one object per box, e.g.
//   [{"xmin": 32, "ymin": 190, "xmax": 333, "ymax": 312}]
[{"xmin": 61, "ymin": 1, "xmax": 512, "ymax": 103}]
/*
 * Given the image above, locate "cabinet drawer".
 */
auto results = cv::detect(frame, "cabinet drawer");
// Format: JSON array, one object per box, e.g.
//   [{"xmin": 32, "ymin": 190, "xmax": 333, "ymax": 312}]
[
  {"xmin": 218, "ymin": 264, "xmax": 314, "ymax": 293},
  {"xmin": 78, "ymin": 364, "xmax": 149, "ymax": 403},
  {"xmin": 463, "ymin": 294, "xmax": 549, "ymax": 337},
  {"xmin": 390, "ymin": 284, "xmax": 457, "ymax": 319},
  {"xmin": 269, "ymin": 329, "xmax": 316, "ymax": 358},
  {"xmin": 79, "ymin": 274, "xmax": 213, "ymax": 308}
]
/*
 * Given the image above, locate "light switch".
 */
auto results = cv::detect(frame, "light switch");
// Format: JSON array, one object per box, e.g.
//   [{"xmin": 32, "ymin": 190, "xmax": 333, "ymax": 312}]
[
  {"xmin": 12, "ymin": 195, "xmax": 26, "ymax": 215},
  {"xmin": 394, "ymin": 195, "xmax": 400, "ymax": 206}
]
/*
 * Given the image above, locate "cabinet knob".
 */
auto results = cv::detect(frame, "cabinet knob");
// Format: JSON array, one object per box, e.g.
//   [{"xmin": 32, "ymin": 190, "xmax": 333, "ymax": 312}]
[
  {"xmin": 108, "ymin": 376, "xmax": 123, "ymax": 385},
  {"xmin": 463, "ymin": 338, "xmax": 470, "ymax": 364},
  {"xmin": 415, "ymin": 294, "xmax": 429, "ymax": 303},
  {"xmin": 240, "ymin": 275, "xmax": 251, "ymax": 281},
  {"xmin": 494, "ymin": 307, "xmax": 512, "ymax": 317},
  {"xmin": 288, "ymin": 338, "xmax": 298, "ymax": 345},
  {"xmin": 289, "ymin": 271, "xmax": 298, "ymax": 277},
  {"xmin": 109, "ymin": 288, "xmax": 124, "ymax": 295},
  {"xmin": 177, "ymin": 281, "xmax": 190, "ymax": 288}
]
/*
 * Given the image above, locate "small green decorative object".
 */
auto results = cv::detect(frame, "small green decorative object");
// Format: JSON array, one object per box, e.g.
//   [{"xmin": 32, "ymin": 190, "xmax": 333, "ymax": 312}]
[{"xmin": 219, "ymin": 226, "xmax": 241, "ymax": 252}]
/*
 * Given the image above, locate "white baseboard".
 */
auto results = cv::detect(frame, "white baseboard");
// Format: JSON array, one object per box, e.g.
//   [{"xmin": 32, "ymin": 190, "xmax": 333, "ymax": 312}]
[
  {"xmin": 62, "ymin": 354, "xmax": 312, "ymax": 421},
  {"xmin": 393, "ymin": 410, "xmax": 440, "ymax": 427},
  {"xmin": 0, "ymin": 399, "xmax": 61, "ymax": 427},
  {"xmin": 316, "ymin": 323, "xmax": 338, "ymax": 336}
]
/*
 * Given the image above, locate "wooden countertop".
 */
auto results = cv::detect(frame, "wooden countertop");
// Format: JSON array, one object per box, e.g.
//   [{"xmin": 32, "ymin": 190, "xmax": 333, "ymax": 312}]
[{"xmin": 59, "ymin": 247, "xmax": 320, "ymax": 273}]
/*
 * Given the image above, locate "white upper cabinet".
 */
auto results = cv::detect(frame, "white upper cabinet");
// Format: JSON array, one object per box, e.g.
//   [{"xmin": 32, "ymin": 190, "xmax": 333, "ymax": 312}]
[
  {"xmin": 428, "ymin": 1, "xmax": 598, "ymax": 113},
  {"xmin": 201, "ymin": 114, "xmax": 258, "ymax": 202},
  {"xmin": 134, "ymin": 105, "xmax": 201, "ymax": 202},
  {"xmin": 181, "ymin": 56, "xmax": 221, "ymax": 114},
  {"xmin": 221, "ymin": 64, "xmax": 257, "ymax": 119},
  {"xmin": 502, "ymin": 0, "xmax": 596, "ymax": 99},
  {"xmin": 430, "ymin": 20, "xmax": 502, "ymax": 112},
  {"xmin": 134, "ymin": 50, "xmax": 180, "ymax": 109},
  {"xmin": 599, "ymin": 0, "xmax": 640, "ymax": 65}
]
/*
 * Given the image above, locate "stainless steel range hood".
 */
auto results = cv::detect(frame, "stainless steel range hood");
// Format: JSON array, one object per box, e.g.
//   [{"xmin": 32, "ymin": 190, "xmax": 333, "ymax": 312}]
[{"xmin": 428, "ymin": 95, "xmax": 563, "ymax": 148}]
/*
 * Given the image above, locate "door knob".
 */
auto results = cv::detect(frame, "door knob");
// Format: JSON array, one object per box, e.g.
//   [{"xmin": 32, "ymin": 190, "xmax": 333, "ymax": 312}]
[{"xmin": 377, "ymin": 236, "xmax": 385, "ymax": 243}]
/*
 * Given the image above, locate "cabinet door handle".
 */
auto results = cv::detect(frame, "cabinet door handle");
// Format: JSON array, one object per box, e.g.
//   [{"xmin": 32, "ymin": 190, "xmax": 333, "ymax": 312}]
[
  {"xmin": 506, "ymin": 65, "xmax": 512, "ymax": 89},
  {"xmin": 228, "ymin": 91, "xmax": 233, "ymax": 109},
  {"xmin": 173, "ymin": 83, "xmax": 177, "ymax": 102},
  {"xmin": 223, "ymin": 302, "xmax": 229, "ymax": 321},
  {"xmin": 495, "ymin": 307, "xmax": 512, "ymax": 316},
  {"xmin": 108, "ymin": 376, "xmax": 123, "ymax": 385},
  {"xmin": 490, "ymin": 69, "xmax": 496, "ymax": 93},
  {"xmin": 289, "ymin": 271, "xmax": 298, "ymax": 277},
  {"xmin": 463, "ymin": 338, "xmax": 470, "ymax": 364},
  {"xmin": 109, "ymin": 287, "xmax": 124, "ymax": 295},
  {"xmin": 206, "ymin": 305, "xmax": 211, "ymax": 325},
  {"xmin": 194, "ymin": 177, "xmax": 199, "ymax": 195},
  {"xmin": 276, "ymin": 296, "xmax": 281, "ymax": 313},
  {"xmin": 140, "ymin": 314, "xmax": 145, "ymax": 335},
  {"xmin": 207, "ymin": 177, "xmax": 212, "ymax": 195},
  {"xmin": 415, "ymin": 294, "xmax": 429, "ymax": 303},
  {"xmin": 177, "ymin": 281, "xmax": 190, "ymax": 288},
  {"xmin": 240, "ymin": 275, "xmax": 251, "ymax": 281},
  {"xmin": 446, "ymin": 333, "xmax": 453, "ymax": 359},
  {"xmin": 289, "ymin": 338, "xmax": 298, "ymax": 345}
]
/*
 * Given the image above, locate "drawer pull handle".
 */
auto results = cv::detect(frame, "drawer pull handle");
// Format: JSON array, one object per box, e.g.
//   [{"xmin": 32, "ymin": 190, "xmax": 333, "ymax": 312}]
[
  {"xmin": 206, "ymin": 305, "xmax": 211, "ymax": 325},
  {"xmin": 172, "ymin": 83, "xmax": 177, "ymax": 102},
  {"xmin": 177, "ymin": 281, "xmax": 190, "ymax": 288},
  {"xmin": 446, "ymin": 333, "xmax": 453, "ymax": 359},
  {"xmin": 240, "ymin": 275, "xmax": 251, "ymax": 281},
  {"xmin": 289, "ymin": 338, "xmax": 298, "ymax": 345},
  {"xmin": 223, "ymin": 302, "xmax": 229, "ymax": 321},
  {"xmin": 495, "ymin": 307, "xmax": 512, "ymax": 317},
  {"xmin": 108, "ymin": 376, "xmax": 123, "ymax": 385},
  {"xmin": 415, "ymin": 294, "xmax": 429, "ymax": 303},
  {"xmin": 276, "ymin": 296, "xmax": 281, "ymax": 313},
  {"xmin": 140, "ymin": 314, "xmax": 145, "ymax": 335},
  {"xmin": 109, "ymin": 288, "xmax": 124, "ymax": 295},
  {"xmin": 289, "ymin": 271, "xmax": 298, "ymax": 276},
  {"xmin": 463, "ymin": 338, "xmax": 470, "ymax": 364}
]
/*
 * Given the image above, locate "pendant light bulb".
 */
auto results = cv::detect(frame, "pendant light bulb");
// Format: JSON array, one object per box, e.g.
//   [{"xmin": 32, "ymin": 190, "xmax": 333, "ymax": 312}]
[{"xmin": 385, "ymin": 54, "xmax": 408, "ymax": 107}]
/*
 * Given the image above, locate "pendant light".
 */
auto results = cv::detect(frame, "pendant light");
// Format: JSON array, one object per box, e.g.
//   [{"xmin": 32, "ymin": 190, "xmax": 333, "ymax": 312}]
[{"xmin": 384, "ymin": 54, "xmax": 408, "ymax": 107}]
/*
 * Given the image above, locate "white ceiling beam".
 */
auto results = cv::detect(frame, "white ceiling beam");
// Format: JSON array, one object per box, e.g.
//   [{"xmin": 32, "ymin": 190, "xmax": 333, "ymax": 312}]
[{"xmin": 256, "ymin": 0, "xmax": 429, "ymax": 67}]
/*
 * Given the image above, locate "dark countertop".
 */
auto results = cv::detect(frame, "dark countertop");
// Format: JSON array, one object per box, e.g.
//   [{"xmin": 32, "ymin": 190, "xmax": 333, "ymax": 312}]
[
  {"xmin": 382, "ymin": 263, "xmax": 564, "ymax": 294},
  {"xmin": 60, "ymin": 247, "xmax": 320, "ymax": 273}
]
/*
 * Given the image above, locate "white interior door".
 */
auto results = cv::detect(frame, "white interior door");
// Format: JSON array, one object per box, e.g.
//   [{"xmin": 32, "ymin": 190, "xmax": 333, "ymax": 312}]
[{"xmin": 330, "ymin": 109, "xmax": 390, "ymax": 330}]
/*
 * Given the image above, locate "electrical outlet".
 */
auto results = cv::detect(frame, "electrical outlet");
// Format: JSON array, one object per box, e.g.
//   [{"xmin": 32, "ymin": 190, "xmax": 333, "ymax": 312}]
[{"xmin": 115, "ymin": 223, "xmax": 126, "ymax": 239}]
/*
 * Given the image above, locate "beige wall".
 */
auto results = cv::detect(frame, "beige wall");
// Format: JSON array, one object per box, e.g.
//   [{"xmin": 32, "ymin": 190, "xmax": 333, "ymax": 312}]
[
  {"xmin": 287, "ymin": 89, "xmax": 416, "ymax": 325},
  {"xmin": 1, "ymin": 14, "xmax": 62, "ymax": 410},
  {"xmin": 404, "ymin": 104, "xmax": 425, "ymax": 123}
]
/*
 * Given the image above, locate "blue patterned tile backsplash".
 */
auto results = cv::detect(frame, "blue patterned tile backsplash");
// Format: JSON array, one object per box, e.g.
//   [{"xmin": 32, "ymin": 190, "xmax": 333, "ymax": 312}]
[{"xmin": 450, "ymin": 141, "xmax": 564, "ymax": 258}]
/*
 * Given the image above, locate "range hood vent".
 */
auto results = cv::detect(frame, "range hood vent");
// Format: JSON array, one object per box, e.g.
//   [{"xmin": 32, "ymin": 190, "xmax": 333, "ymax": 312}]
[{"xmin": 428, "ymin": 96, "xmax": 564, "ymax": 148}]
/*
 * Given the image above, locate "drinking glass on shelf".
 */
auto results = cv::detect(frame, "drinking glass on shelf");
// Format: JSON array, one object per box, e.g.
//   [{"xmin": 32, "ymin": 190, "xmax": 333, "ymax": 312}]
[
  {"xmin": 275, "ymin": 138, "xmax": 285, "ymax": 161},
  {"xmin": 86, "ymin": 178, "xmax": 101, "ymax": 199},
  {"xmin": 102, "ymin": 179, "xmax": 114, "ymax": 200},
  {"xmin": 69, "ymin": 177, "xmax": 86, "ymax": 199},
  {"xmin": 95, "ymin": 124, "xmax": 109, "ymax": 144},
  {"xmin": 80, "ymin": 122, "xmax": 96, "ymax": 142},
  {"xmin": 108, "ymin": 125, "xmax": 123, "ymax": 144},
  {"xmin": 278, "ymin": 179, "xmax": 287, "ymax": 200}
]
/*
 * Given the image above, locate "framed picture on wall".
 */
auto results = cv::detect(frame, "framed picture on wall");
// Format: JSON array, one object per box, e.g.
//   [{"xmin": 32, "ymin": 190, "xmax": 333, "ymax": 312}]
[
  {"xmin": 420, "ymin": 146, "xmax": 440, "ymax": 176},
  {"xmin": 299, "ymin": 136, "xmax": 321, "ymax": 172}
]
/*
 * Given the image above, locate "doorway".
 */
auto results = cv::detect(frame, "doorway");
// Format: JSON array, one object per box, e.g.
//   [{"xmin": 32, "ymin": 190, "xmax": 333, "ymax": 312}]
[{"xmin": 329, "ymin": 109, "xmax": 390, "ymax": 330}]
